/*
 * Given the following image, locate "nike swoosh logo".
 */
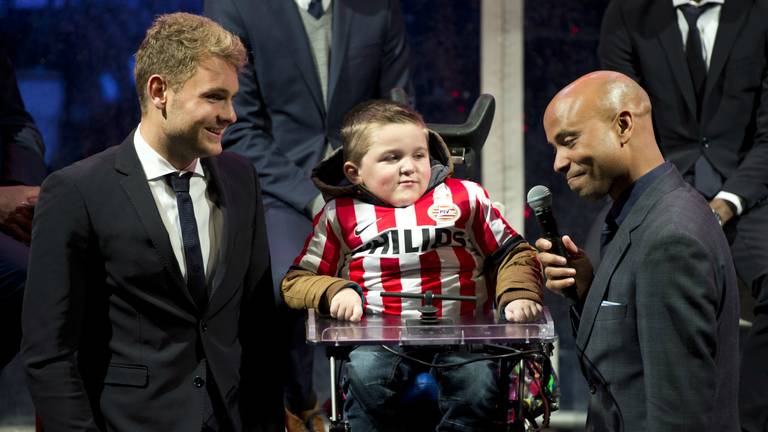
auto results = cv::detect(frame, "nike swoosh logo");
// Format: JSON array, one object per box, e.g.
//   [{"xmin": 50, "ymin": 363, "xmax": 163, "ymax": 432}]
[{"xmin": 354, "ymin": 217, "xmax": 384, "ymax": 237}]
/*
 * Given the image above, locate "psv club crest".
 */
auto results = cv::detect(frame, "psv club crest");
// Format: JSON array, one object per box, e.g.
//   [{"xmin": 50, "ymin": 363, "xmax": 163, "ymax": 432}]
[{"xmin": 427, "ymin": 185, "xmax": 461, "ymax": 224}]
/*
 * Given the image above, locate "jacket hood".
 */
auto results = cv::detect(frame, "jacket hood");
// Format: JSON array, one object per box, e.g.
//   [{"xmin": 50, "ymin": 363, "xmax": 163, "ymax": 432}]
[{"xmin": 311, "ymin": 129, "xmax": 454, "ymax": 206}]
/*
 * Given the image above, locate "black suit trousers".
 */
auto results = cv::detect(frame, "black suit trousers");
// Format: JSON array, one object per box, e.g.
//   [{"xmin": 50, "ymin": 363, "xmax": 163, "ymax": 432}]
[
  {"xmin": 264, "ymin": 199, "xmax": 318, "ymax": 412},
  {"xmin": 0, "ymin": 231, "xmax": 27, "ymax": 369},
  {"xmin": 729, "ymin": 201, "xmax": 768, "ymax": 432}
]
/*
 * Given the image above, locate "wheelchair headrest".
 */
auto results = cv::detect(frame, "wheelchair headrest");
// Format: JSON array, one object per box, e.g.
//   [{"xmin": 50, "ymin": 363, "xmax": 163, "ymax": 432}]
[{"xmin": 389, "ymin": 88, "xmax": 495, "ymax": 166}]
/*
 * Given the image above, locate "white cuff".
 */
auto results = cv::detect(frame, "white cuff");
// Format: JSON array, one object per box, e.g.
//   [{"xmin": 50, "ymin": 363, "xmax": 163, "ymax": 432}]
[{"xmin": 715, "ymin": 191, "xmax": 744, "ymax": 216}]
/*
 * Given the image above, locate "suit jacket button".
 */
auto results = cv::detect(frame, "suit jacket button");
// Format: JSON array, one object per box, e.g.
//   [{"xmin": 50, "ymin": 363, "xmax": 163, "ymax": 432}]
[
  {"xmin": 589, "ymin": 383, "xmax": 597, "ymax": 394},
  {"xmin": 200, "ymin": 320, "xmax": 208, "ymax": 332},
  {"xmin": 193, "ymin": 376, "xmax": 205, "ymax": 388}
]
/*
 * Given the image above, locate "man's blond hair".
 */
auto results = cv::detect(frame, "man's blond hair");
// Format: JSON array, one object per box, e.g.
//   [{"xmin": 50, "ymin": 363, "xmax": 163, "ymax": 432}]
[
  {"xmin": 134, "ymin": 12, "xmax": 246, "ymax": 114},
  {"xmin": 341, "ymin": 100, "xmax": 427, "ymax": 166}
]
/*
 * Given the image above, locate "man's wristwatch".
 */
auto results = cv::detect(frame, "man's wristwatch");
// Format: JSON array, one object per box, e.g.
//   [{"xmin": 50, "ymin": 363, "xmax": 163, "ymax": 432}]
[{"xmin": 711, "ymin": 207, "xmax": 723, "ymax": 226}]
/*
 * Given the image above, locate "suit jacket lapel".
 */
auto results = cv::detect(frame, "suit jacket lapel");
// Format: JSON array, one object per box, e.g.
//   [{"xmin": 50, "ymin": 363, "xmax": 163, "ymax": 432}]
[
  {"xmin": 655, "ymin": 1, "xmax": 698, "ymax": 119},
  {"xmin": 327, "ymin": 0, "xmax": 352, "ymax": 109},
  {"xmin": 115, "ymin": 132, "xmax": 197, "ymax": 312},
  {"xmin": 268, "ymin": 0, "xmax": 325, "ymax": 113},
  {"xmin": 575, "ymin": 167, "xmax": 683, "ymax": 351},
  {"xmin": 202, "ymin": 157, "xmax": 236, "ymax": 315},
  {"xmin": 703, "ymin": 0, "xmax": 750, "ymax": 114}
]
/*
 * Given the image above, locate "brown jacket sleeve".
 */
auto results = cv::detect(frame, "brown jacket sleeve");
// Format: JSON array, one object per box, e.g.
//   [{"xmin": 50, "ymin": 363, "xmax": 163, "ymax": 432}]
[
  {"xmin": 494, "ymin": 242, "xmax": 544, "ymax": 311},
  {"xmin": 281, "ymin": 268, "xmax": 355, "ymax": 315}
]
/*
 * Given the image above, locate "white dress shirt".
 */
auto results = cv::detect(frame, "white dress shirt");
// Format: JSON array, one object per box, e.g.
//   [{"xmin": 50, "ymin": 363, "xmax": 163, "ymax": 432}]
[
  {"xmin": 294, "ymin": 0, "xmax": 331, "ymax": 13},
  {"xmin": 133, "ymin": 126, "xmax": 221, "ymax": 281},
  {"xmin": 673, "ymin": 0, "xmax": 723, "ymax": 69}
]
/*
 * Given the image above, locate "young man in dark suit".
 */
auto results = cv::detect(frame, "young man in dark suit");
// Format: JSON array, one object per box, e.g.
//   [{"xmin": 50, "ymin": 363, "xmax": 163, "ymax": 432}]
[
  {"xmin": 204, "ymin": 1, "xmax": 412, "ymax": 429},
  {"xmin": 599, "ymin": 2, "xmax": 768, "ymax": 428},
  {"xmin": 538, "ymin": 71, "xmax": 740, "ymax": 431},
  {"xmin": 22, "ymin": 13, "xmax": 283, "ymax": 431}
]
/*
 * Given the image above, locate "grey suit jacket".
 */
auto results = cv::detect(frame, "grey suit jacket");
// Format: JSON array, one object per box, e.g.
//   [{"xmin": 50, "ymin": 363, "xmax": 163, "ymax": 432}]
[
  {"xmin": 22, "ymin": 133, "xmax": 282, "ymax": 431},
  {"xmin": 205, "ymin": 0, "xmax": 412, "ymax": 212},
  {"xmin": 576, "ymin": 166, "xmax": 740, "ymax": 431}
]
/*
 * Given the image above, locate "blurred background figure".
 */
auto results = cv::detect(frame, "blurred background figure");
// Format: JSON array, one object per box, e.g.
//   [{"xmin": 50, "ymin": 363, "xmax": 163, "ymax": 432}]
[{"xmin": 0, "ymin": 45, "xmax": 46, "ymax": 371}]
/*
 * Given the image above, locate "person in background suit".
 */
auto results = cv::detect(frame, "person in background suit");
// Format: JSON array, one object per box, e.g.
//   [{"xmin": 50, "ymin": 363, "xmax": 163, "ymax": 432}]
[
  {"xmin": 21, "ymin": 13, "xmax": 283, "ymax": 431},
  {"xmin": 0, "ymin": 46, "xmax": 46, "ymax": 371},
  {"xmin": 204, "ymin": 1, "xmax": 412, "ymax": 429},
  {"xmin": 599, "ymin": 1, "xmax": 768, "ymax": 428},
  {"xmin": 537, "ymin": 71, "xmax": 740, "ymax": 431}
]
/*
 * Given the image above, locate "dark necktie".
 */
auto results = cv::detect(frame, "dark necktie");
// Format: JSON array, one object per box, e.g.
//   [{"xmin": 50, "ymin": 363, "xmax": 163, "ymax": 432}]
[
  {"xmin": 307, "ymin": 0, "xmax": 324, "ymax": 19},
  {"xmin": 679, "ymin": 3, "xmax": 722, "ymax": 198},
  {"xmin": 167, "ymin": 172, "xmax": 208, "ymax": 310},
  {"xmin": 679, "ymin": 3, "xmax": 714, "ymax": 116}
]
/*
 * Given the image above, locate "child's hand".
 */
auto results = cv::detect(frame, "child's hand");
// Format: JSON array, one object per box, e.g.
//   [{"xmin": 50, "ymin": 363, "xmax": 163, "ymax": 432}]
[
  {"xmin": 504, "ymin": 299, "xmax": 543, "ymax": 323},
  {"xmin": 330, "ymin": 288, "xmax": 364, "ymax": 322}
]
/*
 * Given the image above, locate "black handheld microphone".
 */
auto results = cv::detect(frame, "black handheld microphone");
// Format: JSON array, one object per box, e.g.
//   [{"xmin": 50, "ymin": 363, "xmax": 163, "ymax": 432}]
[
  {"xmin": 527, "ymin": 185, "xmax": 567, "ymax": 258},
  {"xmin": 527, "ymin": 185, "xmax": 580, "ymax": 303}
]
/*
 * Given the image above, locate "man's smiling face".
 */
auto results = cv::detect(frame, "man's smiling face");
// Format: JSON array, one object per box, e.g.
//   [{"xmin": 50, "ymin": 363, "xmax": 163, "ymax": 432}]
[{"xmin": 543, "ymin": 92, "xmax": 627, "ymax": 201}]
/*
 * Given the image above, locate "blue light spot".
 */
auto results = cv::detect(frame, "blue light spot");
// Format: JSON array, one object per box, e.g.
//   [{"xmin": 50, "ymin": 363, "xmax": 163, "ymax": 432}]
[
  {"xmin": 127, "ymin": 56, "xmax": 136, "ymax": 86},
  {"xmin": 99, "ymin": 72, "xmax": 119, "ymax": 102}
]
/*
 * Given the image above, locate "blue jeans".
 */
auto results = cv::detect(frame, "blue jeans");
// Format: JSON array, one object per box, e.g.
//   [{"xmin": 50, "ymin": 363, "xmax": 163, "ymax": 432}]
[{"xmin": 344, "ymin": 345, "xmax": 507, "ymax": 432}]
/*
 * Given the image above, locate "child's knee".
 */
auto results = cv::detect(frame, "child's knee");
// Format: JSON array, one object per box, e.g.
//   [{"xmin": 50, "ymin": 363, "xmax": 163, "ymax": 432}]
[
  {"xmin": 345, "ymin": 346, "xmax": 405, "ymax": 409},
  {"xmin": 347, "ymin": 346, "xmax": 401, "ymax": 386},
  {"xmin": 437, "ymin": 358, "xmax": 502, "ymax": 411}
]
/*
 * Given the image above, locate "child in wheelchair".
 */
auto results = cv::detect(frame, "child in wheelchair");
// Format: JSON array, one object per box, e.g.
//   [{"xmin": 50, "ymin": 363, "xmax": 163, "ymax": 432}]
[{"xmin": 281, "ymin": 100, "xmax": 545, "ymax": 431}]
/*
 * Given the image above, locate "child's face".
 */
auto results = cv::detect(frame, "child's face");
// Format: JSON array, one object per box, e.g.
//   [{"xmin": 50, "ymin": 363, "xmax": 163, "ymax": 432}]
[{"xmin": 347, "ymin": 123, "xmax": 431, "ymax": 207}]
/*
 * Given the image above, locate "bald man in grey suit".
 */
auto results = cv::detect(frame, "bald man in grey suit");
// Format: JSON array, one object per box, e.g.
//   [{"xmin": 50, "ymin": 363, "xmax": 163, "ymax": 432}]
[{"xmin": 537, "ymin": 71, "xmax": 739, "ymax": 431}]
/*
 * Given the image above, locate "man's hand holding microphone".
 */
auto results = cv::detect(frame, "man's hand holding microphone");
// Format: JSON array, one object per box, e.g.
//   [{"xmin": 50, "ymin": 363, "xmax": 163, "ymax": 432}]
[{"xmin": 528, "ymin": 185, "xmax": 593, "ymax": 304}]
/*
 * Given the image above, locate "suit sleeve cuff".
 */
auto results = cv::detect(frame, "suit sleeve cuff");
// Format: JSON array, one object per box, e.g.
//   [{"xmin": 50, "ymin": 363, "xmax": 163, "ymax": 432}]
[{"xmin": 715, "ymin": 191, "xmax": 744, "ymax": 216}]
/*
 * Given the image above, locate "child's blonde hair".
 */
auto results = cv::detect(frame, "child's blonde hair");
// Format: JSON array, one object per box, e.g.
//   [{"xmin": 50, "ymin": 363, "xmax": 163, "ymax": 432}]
[{"xmin": 341, "ymin": 100, "xmax": 427, "ymax": 165}]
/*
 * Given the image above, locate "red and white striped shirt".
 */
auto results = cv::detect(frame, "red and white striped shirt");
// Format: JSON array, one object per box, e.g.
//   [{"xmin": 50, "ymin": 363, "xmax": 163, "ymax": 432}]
[{"xmin": 292, "ymin": 178, "xmax": 522, "ymax": 318}]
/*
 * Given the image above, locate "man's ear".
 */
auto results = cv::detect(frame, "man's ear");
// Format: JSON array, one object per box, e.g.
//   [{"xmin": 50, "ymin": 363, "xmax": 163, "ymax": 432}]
[
  {"xmin": 616, "ymin": 110, "xmax": 633, "ymax": 145},
  {"xmin": 343, "ymin": 161, "xmax": 362, "ymax": 184},
  {"xmin": 147, "ymin": 75, "xmax": 168, "ymax": 111}
]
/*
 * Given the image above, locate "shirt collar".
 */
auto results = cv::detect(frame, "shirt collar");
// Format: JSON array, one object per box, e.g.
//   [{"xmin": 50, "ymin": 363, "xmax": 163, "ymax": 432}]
[
  {"xmin": 133, "ymin": 124, "xmax": 205, "ymax": 181},
  {"xmin": 294, "ymin": 0, "xmax": 332, "ymax": 13},
  {"xmin": 606, "ymin": 162, "xmax": 673, "ymax": 228},
  {"xmin": 672, "ymin": 0, "xmax": 724, "ymax": 7}
]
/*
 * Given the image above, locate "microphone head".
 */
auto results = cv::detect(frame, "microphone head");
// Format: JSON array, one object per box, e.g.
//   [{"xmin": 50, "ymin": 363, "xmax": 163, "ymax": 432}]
[{"xmin": 526, "ymin": 185, "xmax": 553, "ymax": 211}]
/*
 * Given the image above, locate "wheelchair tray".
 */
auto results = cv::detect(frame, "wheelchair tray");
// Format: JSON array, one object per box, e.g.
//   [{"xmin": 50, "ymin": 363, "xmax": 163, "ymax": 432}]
[{"xmin": 307, "ymin": 307, "xmax": 555, "ymax": 346}]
